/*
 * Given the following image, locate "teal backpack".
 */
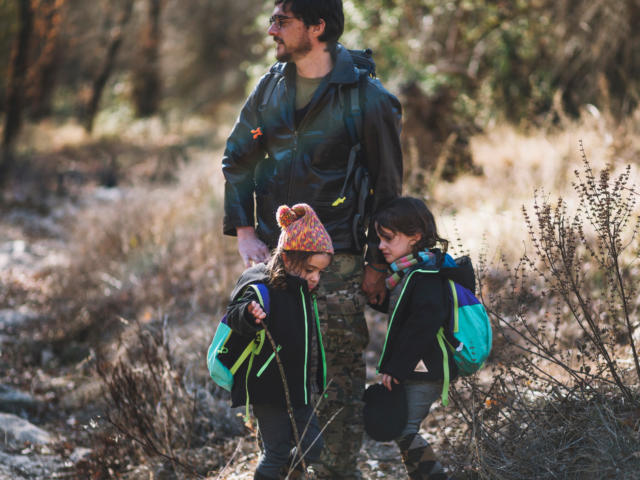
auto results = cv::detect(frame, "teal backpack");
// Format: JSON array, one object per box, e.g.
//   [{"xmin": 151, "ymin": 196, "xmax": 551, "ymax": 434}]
[
  {"xmin": 207, "ymin": 283, "xmax": 270, "ymax": 394},
  {"xmin": 436, "ymin": 258, "xmax": 492, "ymax": 406}
]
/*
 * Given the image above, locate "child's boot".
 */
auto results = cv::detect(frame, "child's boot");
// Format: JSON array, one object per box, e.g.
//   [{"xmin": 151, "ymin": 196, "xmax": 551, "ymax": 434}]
[{"xmin": 396, "ymin": 433, "xmax": 448, "ymax": 480}]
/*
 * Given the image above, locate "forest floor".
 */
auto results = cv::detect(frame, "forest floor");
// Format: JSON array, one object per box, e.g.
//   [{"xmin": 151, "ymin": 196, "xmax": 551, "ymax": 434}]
[{"xmin": 1, "ymin": 110, "xmax": 639, "ymax": 479}]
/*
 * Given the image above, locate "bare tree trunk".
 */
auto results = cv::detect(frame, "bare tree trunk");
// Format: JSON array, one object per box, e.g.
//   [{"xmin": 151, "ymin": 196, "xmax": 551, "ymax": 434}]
[
  {"xmin": 132, "ymin": 0, "xmax": 162, "ymax": 117},
  {"xmin": 83, "ymin": 0, "xmax": 134, "ymax": 133},
  {"xmin": 27, "ymin": 0, "xmax": 66, "ymax": 120},
  {"xmin": 1, "ymin": 0, "xmax": 34, "ymax": 185}
]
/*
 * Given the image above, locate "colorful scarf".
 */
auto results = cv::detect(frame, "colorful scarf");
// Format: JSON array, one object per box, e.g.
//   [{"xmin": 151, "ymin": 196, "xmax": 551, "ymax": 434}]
[{"xmin": 385, "ymin": 251, "xmax": 437, "ymax": 290}]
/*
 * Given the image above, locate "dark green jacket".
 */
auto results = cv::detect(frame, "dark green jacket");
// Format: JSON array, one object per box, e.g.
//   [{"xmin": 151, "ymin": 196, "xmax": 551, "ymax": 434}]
[
  {"xmin": 225, "ymin": 265, "xmax": 326, "ymax": 408},
  {"xmin": 222, "ymin": 44, "xmax": 403, "ymax": 263}
]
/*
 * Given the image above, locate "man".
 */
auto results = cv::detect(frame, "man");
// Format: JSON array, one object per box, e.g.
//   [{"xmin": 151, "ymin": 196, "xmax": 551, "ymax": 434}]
[{"xmin": 222, "ymin": 1, "xmax": 402, "ymax": 478}]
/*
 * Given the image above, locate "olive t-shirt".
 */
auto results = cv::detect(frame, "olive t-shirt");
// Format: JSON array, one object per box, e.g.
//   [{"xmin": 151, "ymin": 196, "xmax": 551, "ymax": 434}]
[{"xmin": 295, "ymin": 73, "xmax": 325, "ymax": 126}]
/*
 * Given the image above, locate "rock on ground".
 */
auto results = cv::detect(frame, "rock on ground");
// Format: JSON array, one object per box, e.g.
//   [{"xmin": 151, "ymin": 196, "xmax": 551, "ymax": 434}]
[{"xmin": 0, "ymin": 413, "xmax": 53, "ymax": 449}]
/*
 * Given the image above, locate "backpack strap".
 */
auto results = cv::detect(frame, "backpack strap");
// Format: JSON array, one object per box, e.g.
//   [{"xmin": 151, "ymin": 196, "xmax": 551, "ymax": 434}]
[
  {"xmin": 231, "ymin": 282, "xmax": 270, "ymax": 422},
  {"xmin": 229, "ymin": 283, "xmax": 269, "ymax": 375},
  {"xmin": 250, "ymin": 283, "xmax": 271, "ymax": 315},
  {"xmin": 333, "ymin": 68, "xmax": 362, "ymax": 205},
  {"xmin": 256, "ymin": 68, "xmax": 283, "ymax": 132},
  {"xmin": 333, "ymin": 68, "xmax": 371, "ymax": 250},
  {"xmin": 346, "ymin": 69, "xmax": 363, "ymax": 144},
  {"xmin": 259, "ymin": 74, "xmax": 279, "ymax": 112},
  {"xmin": 436, "ymin": 327, "xmax": 451, "ymax": 406},
  {"xmin": 436, "ymin": 279, "xmax": 463, "ymax": 407}
]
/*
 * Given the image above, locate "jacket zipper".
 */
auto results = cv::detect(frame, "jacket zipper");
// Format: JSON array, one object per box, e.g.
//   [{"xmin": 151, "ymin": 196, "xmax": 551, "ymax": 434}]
[
  {"xmin": 300, "ymin": 286, "xmax": 309, "ymax": 404},
  {"xmin": 287, "ymin": 131, "xmax": 298, "ymax": 204},
  {"xmin": 377, "ymin": 268, "xmax": 440, "ymax": 373},
  {"xmin": 313, "ymin": 294, "xmax": 327, "ymax": 394},
  {"xmin": 286, "ymin": 80, "xmax": 329, "ymax": 203}
]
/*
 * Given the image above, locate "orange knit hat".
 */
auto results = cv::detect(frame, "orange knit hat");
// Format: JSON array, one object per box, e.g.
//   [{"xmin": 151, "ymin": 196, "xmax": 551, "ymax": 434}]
[{"xmin": 276, "ymin": 203, "xmax": 334, "ymax": 254}]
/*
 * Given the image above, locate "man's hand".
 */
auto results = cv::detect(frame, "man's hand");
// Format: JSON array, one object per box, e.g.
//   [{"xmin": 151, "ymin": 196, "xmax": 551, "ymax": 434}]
[
  {"xmin": 362, "ymin": 264, "xmax": 387, "ymax": 305},
  {"xmin": 248, "ymin": 300, "xmax": 266, "ymax": 324},
  {"xmin": 237, "ymin": 226, "xmax": 270, "ymax": 268},
  {"xmin": 381, "ymin": 373, "xmax": 399, "ymax": 391}
]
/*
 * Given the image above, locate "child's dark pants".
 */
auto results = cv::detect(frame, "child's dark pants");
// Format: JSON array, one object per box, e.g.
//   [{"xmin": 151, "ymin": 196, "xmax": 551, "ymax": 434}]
[
  {"xmin": 395, "ymin": 381, "xmax": 448, "ymax": 480},
  {"xmin": 253, "ymin": 403, "xmax": 323, "ymax": 479}
]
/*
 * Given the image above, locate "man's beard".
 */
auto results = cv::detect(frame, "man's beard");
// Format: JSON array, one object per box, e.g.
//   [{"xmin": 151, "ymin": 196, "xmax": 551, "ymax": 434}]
[{"xmin": 275, "ymin": 35, "xmax": 312, "ymax": 62}]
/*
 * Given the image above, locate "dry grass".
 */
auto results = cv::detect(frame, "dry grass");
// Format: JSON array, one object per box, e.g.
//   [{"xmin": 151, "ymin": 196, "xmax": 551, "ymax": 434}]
[
  {"xmin": 431, "ymin": 109, "xmax": 640, "ymax": 263},
  {"xmin": 43, "ymin": 122, "xmax": 244, "ymax": 352}
]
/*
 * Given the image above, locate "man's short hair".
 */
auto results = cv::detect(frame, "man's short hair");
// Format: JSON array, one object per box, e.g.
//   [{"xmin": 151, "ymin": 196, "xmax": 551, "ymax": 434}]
[{"xmin": 276, "ymin": 0, "xmax": 344, "ymax": 44}]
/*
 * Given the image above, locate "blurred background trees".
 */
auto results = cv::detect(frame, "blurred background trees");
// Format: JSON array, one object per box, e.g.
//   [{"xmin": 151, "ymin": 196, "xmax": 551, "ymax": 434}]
[{"xmin": 1, "ymin": 0, "xmax": 639, "ymax": 180}]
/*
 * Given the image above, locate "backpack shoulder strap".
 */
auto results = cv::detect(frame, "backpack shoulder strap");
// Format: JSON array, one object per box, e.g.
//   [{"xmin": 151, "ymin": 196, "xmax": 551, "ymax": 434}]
[
  {"xmin": 344, "ymin": 67, "xmax": 365, "ymax": 148},
  {"xmin": 246, "ymin": 283, "xmax": 270, "ymax": 314},
  {"xmin": 229, "ymin": 283, "xmax": 269, "ymax": 374},
  {"xmin": 256, "ymin": 66, "xmax": 284, "ymax": 128},
  {"xmin": 436, "ymin": 327, "xmax": 451, "ymax": 406},
  {"xmin": 333, "ymin": 69, "xmax": 366, "ymax": 206},
  {"xmin": 259, "ymin": 73, "xmax": 279, "ymax": 112}
]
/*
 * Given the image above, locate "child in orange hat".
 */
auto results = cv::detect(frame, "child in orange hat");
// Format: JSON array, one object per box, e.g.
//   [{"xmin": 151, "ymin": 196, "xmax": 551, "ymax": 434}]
[{"xmin": 223, "ymin": 203, "xmax": 333, "ymax": 480}]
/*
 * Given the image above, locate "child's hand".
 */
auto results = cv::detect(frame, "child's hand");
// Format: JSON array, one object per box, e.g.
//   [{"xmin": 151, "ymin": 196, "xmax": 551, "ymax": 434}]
[
  {"xmin": 248, "ymin": 301, "xmax": 266, "ymax": 324},
  {"xmin": 381, "ymin": 374, "xmax": 399, "ymax": 391}
]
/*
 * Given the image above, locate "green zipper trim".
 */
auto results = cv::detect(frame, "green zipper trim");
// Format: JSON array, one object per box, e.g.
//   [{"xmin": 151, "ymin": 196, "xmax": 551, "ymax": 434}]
[
  {"xmin": 377, "ymin": 268, "xmax": 440, "ymax": 373},
  {"xmin": 300, "ymin": 287, "xmax": 309, "ymax": 404},
  {"xmin": 448, "ymin": 279, "xmax": 459, "ymax": 333},
  {"xmin": 256, "ymin": 345, "xmax": 282, "ymax": 377},
  {"xmin": 313, "ymin": 295, "xmax": 327, "ymax": 395}
]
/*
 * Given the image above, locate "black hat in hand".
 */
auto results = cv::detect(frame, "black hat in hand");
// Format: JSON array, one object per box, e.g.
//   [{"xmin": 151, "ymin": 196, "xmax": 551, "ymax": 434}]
[{"xmin": 363, "ymin": 382, "xmax": 408, "ymax": 441}]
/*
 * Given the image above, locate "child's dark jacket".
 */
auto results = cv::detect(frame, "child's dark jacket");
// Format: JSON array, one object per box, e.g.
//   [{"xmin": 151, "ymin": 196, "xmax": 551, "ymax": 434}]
[
  {"xmin": 225, "ymin": 264, "xmax": 326, "ymax": 408},
  {"xmin": 377, "ymin": 250, "xmax": 467, "ymax": 383}
]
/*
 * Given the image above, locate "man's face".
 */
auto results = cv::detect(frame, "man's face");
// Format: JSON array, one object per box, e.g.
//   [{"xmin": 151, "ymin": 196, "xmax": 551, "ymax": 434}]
[{"xmin": 268, "ymin": 3, "xmax": 312, "ymax": 62}]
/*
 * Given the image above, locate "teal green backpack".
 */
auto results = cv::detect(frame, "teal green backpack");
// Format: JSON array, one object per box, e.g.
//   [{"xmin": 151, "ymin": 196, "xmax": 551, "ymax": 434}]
[
  {"xmin": 207, "ymin": 283, "xmax": 269, "ymax": 392},
  {"xmin": 436, "ymin": 259, "xmax": 492, "ymax": 406}
]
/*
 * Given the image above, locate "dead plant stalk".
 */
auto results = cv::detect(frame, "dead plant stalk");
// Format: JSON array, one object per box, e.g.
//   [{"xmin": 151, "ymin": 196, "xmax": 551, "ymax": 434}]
[{"xmin": 260, "ymin": 320, "xmax": 309, "ymax": 478}]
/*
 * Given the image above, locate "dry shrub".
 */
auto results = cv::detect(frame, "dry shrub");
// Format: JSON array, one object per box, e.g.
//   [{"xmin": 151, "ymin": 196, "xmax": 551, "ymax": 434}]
[
  {"xmin": 86, "ymin": 316, "xmax": 244, "ymax": 478},
  {"xmin": 48, "ymin": 156, "xmax": 242, "ymax": 346},
  {"xmin": 457, "ymin": 389, "xmax": 640, "ymax": 479},
  {"xmin": 447, "ymin": 149, "xmax": 640, "ymax": 479}
]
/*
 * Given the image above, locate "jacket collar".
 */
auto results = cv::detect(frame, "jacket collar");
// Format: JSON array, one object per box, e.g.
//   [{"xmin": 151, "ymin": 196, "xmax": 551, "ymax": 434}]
[
  {"xmin": 328, "ymin": 44, "xmax": 359, "ymax": 84},
  {"xmin": 285, "ymin": 273, "xmax": 309, "ymax": 292},
  {"xmin": 269, "ymin": 43, "xmax": 358, "ymax": 85}
]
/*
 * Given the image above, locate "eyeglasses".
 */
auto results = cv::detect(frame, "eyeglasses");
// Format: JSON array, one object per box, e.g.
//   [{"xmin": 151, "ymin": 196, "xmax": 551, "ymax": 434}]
[{"xmin": 268, "ymin": 15, "xmax": 295, "ymax": 29}]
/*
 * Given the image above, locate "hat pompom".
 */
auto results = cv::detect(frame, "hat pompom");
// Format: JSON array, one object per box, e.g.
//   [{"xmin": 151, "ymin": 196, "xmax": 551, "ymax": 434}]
[
  {"xmin": 276, "ymin": 203, "xmax": 334, "ymax": 254},
  {"xmin": 277, "ymin": 205, "xmax": 298, "ymax": 228}
]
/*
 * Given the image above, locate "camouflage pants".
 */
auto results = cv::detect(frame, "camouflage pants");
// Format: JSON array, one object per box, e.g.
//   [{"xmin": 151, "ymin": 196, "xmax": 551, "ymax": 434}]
[{"xmin": 314, "ymin": 253, "xmax": 368, "ymax": 479}]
